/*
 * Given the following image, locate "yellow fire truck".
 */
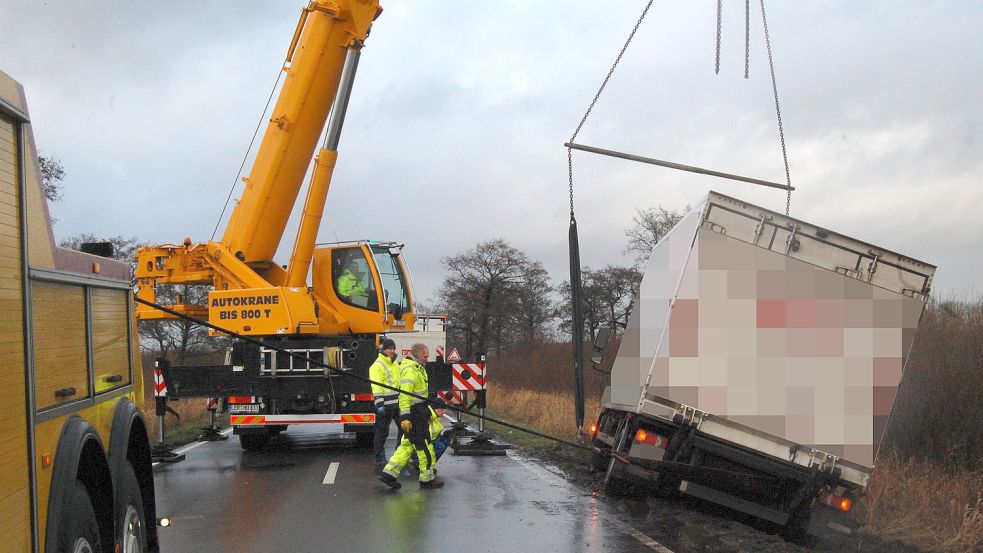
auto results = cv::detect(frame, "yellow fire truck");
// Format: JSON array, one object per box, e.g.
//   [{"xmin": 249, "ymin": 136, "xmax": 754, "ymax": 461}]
[{"xmin": 0, "ymin": 70, "xmax": 157, "ymax": 553}]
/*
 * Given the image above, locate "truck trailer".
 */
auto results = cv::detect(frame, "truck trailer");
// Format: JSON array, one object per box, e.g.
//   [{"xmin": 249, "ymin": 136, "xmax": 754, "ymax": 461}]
[{"xmin": 590, "ymin": 191, "xmax": 934, "ymax": 538}]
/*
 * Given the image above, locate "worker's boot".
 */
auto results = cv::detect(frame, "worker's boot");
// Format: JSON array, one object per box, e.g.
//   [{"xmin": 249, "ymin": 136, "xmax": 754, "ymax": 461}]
[
  {"xmin": 419, "ymin": 478, "xmax": 445, "ymax": 489},
  {"xmin": 378, "ymin": 473, "xmax": 401, "ymax": 490}
]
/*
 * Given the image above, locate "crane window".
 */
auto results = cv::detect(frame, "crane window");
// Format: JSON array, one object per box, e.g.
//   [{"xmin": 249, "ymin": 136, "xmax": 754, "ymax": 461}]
[
  {"xmin": 372, "ymin": 246, "xmax": 411, "ymax": 319},
  {"xmin": 332, "ymin": 247, "xmax": 378, "ymax": 311}
]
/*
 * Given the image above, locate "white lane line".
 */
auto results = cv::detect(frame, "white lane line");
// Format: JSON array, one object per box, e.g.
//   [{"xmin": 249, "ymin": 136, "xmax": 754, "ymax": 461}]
[
  {"xmin": 152, "ymin": 427, "xmax": 234, "ymax": 468},
  {"xmin": 507, "ymin": 451, "xmax": 674, "ymax": 553},
  {"xmin": 322, "ymin": 462, "xmax": 340, "ymax": 485}
]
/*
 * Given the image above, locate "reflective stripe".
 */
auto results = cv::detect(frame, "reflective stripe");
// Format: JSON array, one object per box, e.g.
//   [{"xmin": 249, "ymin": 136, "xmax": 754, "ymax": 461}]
[{"xmin": 399, "ymin": 378, "xmax": 416, "ymax": 387}]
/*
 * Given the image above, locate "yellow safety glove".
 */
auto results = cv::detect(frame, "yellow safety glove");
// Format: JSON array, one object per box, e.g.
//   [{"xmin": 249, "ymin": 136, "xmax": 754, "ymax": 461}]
[{"xmin": 400, "ymin": 419, "xmax": 413, "ymax": 433}]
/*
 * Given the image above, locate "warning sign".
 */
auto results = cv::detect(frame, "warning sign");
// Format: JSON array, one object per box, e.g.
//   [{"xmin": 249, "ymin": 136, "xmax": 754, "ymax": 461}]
[{"xmin": 447, "ymin": 347, "xmax": 462, "ymax": 362}]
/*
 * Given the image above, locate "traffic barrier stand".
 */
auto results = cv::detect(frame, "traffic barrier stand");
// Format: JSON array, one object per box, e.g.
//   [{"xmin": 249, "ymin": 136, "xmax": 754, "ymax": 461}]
[
  {"xmin": 197, "ymin": 397, "xmax": 228, "ymax": 441},
  {"xmin": 446, "ymin": 362, "xmax": 510, "ymax": 456},
  {"xmin": 151, "ymin": 359, "xmax": 186, "ymax": 463}
]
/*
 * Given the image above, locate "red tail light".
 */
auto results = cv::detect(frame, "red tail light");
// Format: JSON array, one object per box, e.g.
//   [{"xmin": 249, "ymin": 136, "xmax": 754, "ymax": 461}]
[
  {"xmin": 819, "ymin": 491, "xmax": 853, "ymax": 512},
  {"xmin": 589, "ymin": 423, "xmax": 598, "ymax": 434},
  {"xmin": 634, "ymin": 429, "xmax": 669, "ymax": 448},
  {"xmin": 352, "ymin": 393, "xmax": 375, "ymax": 402},
  {"xmin": 227, "ymin": 396, "xmax": 255, "ymax": 404}
]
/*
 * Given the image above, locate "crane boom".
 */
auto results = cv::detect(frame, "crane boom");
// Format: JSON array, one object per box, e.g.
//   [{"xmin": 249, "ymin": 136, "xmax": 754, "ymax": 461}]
[
  {"xmin": 135, "ymin": 0, "xmax": 415, "ymax": 340},
  {"xmin": 221, "ymin": 0, "xmax": 380, "ymax": 264}
]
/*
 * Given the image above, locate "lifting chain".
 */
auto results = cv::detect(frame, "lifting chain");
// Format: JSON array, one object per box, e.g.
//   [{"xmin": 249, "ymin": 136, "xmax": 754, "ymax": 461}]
[
  {"xmin": 715, "ymin": 0, "xmax": 723, "ymax": 75},
  {"xmin": 744, "ymin": 0, "xmax": 750, "ymax": 79},
  {"xmin": 568, "ymin": 0, "xmax": 655, "ymax": 216},
  {"xmin": 759, "ymin": 0, "xmax": 793, "ymax": 215},
  {"xmin": 713, "ymin": 0, "xmax": 793, "ymax": 215}
]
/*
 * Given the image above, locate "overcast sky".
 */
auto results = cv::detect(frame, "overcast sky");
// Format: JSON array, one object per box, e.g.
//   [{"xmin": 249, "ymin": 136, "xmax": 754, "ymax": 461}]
[{"xmin": 1, "ymin": 1, "xmax": 979, "ymax": 304}]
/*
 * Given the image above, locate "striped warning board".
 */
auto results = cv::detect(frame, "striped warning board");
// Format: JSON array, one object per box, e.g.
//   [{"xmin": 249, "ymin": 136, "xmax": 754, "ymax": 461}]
[
  {"xmin": 452, "ymin": 363, "xmax": 486, "ymax": 391},
  {"xmin": 231, "ymin": 413, "xmax": 376, "ymax": 426},
  {"xmin": 437, "ymin": 390, "xmax": 466, "ymax": 405},
  {"xmin": 435, "ymin": 345, "xmax": 445, "ymax": 359},
  {"xmin": 153, "ymin": 369, "xmax": 167, "ymax": 397}
]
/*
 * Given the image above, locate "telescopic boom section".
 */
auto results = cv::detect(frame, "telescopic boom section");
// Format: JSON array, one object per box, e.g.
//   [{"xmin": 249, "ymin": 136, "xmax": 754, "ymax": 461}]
[{"xmin": 221, "ymin": 0, "xmax": 381, "ymax": 265}]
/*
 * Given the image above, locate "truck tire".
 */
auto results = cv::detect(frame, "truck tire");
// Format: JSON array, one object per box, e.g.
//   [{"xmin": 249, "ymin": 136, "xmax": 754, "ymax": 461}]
[
  {"xmin": 239, "ymin": 430, "xmax": 270, "ymax": 451},
  {"xmin": 781, "ymin": 499, "xmax": 814, "ymax": 542},
  {"xmin": 588, "ymin": 451, "xmax": 606, "ymax": 474},
  {"xmin": 54, "ymin": 480, "xmax": 103, "ymax": 553},
  {"xmin": 602, "ymin": 457, "xmax": 629, "ymax": 497},
  {"xmin": 117, "ymin": 464, "xmax": 148, "ymax": 553},
  {"xmin": 355, "ymin": 431, "xmax": 374, "ymax": 449}
]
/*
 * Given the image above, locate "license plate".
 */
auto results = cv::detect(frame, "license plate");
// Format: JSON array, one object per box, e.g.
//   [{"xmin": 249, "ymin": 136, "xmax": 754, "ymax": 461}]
[{"xmin": 228, "ymin": 404, "xmax": 260, "ymax": 414}]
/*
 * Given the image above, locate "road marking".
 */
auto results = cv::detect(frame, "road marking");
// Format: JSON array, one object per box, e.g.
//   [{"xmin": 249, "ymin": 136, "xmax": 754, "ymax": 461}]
[
  {"xmin": 507, "ymin": 450, "xmax": 674, "ymax": 553},
  {"xmin": 152, "ymin": 427, "xmax": 234, "ymax": 468},
  {"xmin": 322, "ymin": 462, "xmax": 340, "ymax": 485}
]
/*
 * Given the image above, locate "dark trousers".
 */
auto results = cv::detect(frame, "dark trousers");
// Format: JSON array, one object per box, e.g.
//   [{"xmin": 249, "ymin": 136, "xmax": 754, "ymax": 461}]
[
  {"xmin": 408, "ymin": 403, "xmax": 435, "ymax": 471},
  {"xmin": 372, "ymin": 404, "xmax": 401, "ymax": 463}
]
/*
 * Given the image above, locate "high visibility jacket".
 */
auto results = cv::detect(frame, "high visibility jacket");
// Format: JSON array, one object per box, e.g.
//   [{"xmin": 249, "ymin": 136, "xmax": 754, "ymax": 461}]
[
  {"xmin": 429, "ymin": 407, "xmax": 444, "ymax": 440},
  {"xmin": 368, "ymin": 352, "xmax": 401, "ymax": 407},
  {"xmin": 398, "ymin": 357, "xmax": 429, "ymax": 418},
  {"xmin": 336, "ymin": 268, "xmax": 367, "ymax": 298},
  {"xmin": 400, "ymin": 407, "xmax": 444, "ymax": 444}
]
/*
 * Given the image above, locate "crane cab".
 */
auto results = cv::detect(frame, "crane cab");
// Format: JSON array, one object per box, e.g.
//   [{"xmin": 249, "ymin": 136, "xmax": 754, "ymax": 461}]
[{"xmin": 312, "ymin": 240, "xmax": 415, "ymax": 335}]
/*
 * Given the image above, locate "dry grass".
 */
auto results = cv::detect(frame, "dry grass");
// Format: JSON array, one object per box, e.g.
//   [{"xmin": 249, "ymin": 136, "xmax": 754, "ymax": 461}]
[
  {"xmin": 485, "ymin": 384, "xmax": 601, "ymax": 443},
  {"xmin": 864, "ymin": 455, "xmax": 983, "ymax": 552},
  {"xmin": 138, "ymin": 398, "xmax": 223, "ymax": 445}
]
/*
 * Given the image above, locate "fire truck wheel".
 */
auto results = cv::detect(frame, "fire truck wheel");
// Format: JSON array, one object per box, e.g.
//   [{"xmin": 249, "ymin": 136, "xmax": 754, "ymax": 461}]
[
  {"xmin": 55, "ymin": 480, "xmax": 103, "ymax": 553},
  {"xmin": 117, "ymin": 464, "xmax": 148, "ymax": 553}
]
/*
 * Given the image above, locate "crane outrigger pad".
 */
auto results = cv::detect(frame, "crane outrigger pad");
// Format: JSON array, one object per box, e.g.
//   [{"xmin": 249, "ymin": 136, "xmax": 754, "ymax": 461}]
[{"xmin": 450, "ymin": 429, "xmax": 510, "ymax": 456}]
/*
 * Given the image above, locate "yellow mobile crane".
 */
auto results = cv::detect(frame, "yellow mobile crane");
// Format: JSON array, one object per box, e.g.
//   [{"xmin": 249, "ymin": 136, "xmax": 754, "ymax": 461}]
[{"xmin": 134, "ymin": 0, "xmax": 416, "ymax": 450}]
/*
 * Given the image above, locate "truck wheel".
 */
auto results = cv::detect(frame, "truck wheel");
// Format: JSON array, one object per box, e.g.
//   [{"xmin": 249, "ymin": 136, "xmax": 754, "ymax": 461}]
[
  {"xmin": 355, "ymin": 431, "xmax": 374, "ymax": 449},
  {"xmin": 117, "ymin": 464, "xmax": 148, "ymax": 553},
  {"xmin": 602, "ymin": 457, "xmax": 629, "ymax": 497},
  {"xmin": 588, "ymin": 452, "xmax": 606, "ymax": 474},
  {"xmin": 239, "ymin": 431, "xmax": 270, "ymax": 451},
  {"xmin": 55, "ymin": 480, "xmax": 103, "ymax": 553},
  {"xmin": 780, "ymin": 500, "xmax": 814, "ymax": 542}
]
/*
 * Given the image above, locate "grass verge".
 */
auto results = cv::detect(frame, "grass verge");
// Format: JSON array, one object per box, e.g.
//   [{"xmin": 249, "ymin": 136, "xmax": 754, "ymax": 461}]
[{"xmin": 864, "ymin": 455, "xmax": 983, "ymax": 552}]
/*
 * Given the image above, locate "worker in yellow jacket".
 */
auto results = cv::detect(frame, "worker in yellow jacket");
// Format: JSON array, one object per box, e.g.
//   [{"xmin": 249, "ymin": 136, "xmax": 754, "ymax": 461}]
[
  {"xmin": 378, "ymin": 343, "xmax": 443, "ymax": 489},
  {"xmin": 369, "ymin": 338, "xmax": 401, "ymax": 472}
]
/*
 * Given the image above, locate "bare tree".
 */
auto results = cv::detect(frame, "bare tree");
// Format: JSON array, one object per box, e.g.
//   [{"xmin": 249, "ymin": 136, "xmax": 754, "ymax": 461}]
[
  {"xmin": 437, "ymin": 239, "xmax": 541, "ymax": 357},
  {"xmin": 559, "ymin": 265, "xmax": 642, "ymax": 342},
  {"xmin": 624, "ymin": 205, "xmax": 688, "ymax": 266},
  {"xmin": 512, "ymin": 261, "xmax": 558, "ymax": 348},
  {"xmin": 139, "ymin": 284, "xmax": 225, "ymax": 365},
  {"xmin": 39, "ymin": 154, "xmax": 65, "ymax": 202}
]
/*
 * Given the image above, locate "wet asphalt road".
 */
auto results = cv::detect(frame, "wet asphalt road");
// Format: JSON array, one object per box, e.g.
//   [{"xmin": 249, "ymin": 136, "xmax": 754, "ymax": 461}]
[{"xmin": 153, "ymin": 423, "xmax": 671, "ymax": 553}]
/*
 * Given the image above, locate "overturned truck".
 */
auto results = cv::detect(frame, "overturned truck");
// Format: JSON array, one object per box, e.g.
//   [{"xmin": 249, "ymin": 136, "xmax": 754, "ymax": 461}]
[{"xmin": 591, "ymin": 191, "xmax": 934, "ymax": 538}]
